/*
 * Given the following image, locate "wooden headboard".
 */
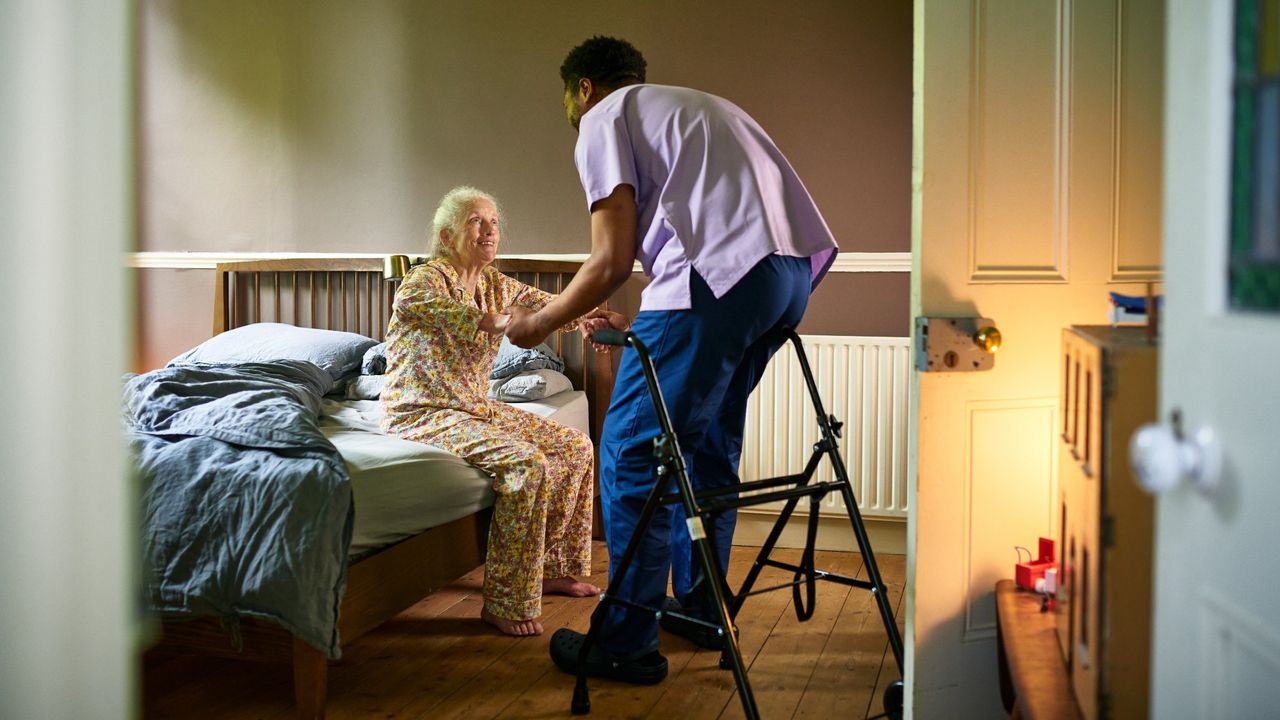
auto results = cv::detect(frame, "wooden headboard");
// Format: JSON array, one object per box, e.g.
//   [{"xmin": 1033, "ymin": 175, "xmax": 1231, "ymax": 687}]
[{"xmin": 212, "ymin": 256, "xmax": 614, "ymax": 438}]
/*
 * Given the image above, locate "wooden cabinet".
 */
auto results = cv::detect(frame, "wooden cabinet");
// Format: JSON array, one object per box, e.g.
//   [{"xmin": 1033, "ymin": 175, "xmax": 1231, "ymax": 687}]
[{"xmin": 1056, "ymin": 326, "xmax": 1157, "ymax": 720}]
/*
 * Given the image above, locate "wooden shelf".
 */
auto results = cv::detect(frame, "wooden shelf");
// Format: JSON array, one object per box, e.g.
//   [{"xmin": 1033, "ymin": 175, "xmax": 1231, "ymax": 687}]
[{"xmin": 995, "ymin": 579, "xmax": 1082, "ymax": 719}]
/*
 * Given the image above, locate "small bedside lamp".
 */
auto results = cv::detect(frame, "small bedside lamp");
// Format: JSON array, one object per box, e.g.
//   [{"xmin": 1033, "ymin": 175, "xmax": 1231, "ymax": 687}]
[{"xmin": 383, "ymin": 254, "xmax": 412, "ymax": 280}]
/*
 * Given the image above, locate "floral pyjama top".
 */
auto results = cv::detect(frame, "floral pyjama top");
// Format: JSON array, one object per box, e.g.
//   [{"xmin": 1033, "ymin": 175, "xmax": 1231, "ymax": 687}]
[{"xmin": 380, "ymin": 258, "xmax": 565, "ymax": 438}]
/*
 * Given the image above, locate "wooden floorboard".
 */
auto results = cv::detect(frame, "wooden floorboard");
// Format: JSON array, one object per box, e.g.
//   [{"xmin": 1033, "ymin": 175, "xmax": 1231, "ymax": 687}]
[
  {"xmin": 142, "ymin": 542, "xmax": 905, "ymax": 719},
  {"xmin": 792, "ymin": 553, "xmax": 906, "ymax": 719},
  {"xmin": 735, "ymin": 550, "xmax": 865, "ymax": 720}
]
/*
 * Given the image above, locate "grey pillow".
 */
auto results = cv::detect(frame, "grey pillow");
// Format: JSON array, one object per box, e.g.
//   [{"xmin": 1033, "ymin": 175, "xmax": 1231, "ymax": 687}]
[
  {"xmin": 168, "ymin": 323, "xmax": 378, "ymax": 382},
  {"xmin": 488, "ymin": 369, "xmax": 574, "ymax": 402},
  {"xmin": 491, "ymin": 337, "xmax": 565, "ymax": 380}
]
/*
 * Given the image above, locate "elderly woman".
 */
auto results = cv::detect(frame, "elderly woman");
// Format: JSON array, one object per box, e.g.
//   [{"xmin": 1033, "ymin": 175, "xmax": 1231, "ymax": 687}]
[{"xmin": 380, "ymin": 186, "xmax": 599, "ymax": 636}]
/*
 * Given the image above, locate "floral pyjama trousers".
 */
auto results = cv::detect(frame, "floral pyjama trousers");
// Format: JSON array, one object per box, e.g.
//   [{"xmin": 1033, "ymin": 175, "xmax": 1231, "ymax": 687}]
[{"xmin": 403, "ymin": 401, "xmax": 594, "ymax": 621}]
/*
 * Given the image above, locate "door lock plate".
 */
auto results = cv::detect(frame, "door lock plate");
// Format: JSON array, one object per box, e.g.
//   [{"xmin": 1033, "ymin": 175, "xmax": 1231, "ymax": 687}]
[{"xmin": 915, "ymin": 316, "xmax": 1000, "ymax": 372}]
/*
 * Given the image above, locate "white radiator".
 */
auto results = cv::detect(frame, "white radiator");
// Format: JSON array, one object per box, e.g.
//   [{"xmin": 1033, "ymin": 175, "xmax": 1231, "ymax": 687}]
[{"xmin": 739, "ymin": 334, "xmax": 911, "ymax": 520}]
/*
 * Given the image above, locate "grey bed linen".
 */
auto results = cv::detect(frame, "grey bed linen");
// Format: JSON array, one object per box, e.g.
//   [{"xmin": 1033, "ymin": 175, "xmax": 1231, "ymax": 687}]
[{"xmin": 124, "ymin": 360, "xmax": 354, "ymax": 660}]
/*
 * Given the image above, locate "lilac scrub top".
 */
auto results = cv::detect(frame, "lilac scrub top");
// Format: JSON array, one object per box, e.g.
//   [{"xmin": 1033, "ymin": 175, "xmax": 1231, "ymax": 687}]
[{"xmin": 573, "ymin": 84, "xmax": 839, "ymax": 312}]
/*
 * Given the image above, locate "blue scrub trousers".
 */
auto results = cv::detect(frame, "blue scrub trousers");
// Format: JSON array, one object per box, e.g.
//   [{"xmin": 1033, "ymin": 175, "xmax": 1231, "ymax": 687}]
[{"xmin": 597, "ymin": 254, "xmax": 812, "ymax": 655}]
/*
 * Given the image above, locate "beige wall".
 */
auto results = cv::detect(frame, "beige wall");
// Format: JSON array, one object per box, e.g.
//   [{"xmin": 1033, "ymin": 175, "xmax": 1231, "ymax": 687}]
[
  {"xmin": 137, "ymin": 0, "xmax": 912, "ymax": 368},
  {"xmin": 135, "ymin": 268, "xmax": 216, "ymax": 371}
]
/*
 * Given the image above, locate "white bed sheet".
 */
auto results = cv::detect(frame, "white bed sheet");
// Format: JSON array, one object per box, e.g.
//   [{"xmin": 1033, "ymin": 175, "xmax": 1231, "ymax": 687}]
[{"xmin": 319, "ymin": 390, "xmax": 589, "ymax": 560}]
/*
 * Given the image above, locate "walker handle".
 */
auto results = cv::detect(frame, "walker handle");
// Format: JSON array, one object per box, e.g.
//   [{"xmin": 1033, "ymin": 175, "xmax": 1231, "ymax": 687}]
[{"xmin": 592, "ymin": 329, "xmax": 629, "ymax": 346}]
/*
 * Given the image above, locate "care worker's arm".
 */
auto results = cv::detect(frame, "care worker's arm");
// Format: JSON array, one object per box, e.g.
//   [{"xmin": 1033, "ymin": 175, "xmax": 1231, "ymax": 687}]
[{"xmin": 504, "ymin": 184, "xmax": 637, "ymax": 348}]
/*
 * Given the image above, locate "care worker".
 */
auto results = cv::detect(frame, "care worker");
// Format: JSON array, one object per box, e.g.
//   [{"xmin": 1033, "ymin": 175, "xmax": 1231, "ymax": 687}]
[{"xmin": 502, "ymin": 36, "xmax": 838, "ymax": 684}]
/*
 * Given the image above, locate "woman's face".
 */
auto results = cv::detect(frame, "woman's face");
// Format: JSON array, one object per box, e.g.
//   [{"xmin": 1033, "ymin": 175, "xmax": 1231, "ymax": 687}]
[{"xmin": 451, "ymin": 198, "xmax": 501, "ymax": 270}]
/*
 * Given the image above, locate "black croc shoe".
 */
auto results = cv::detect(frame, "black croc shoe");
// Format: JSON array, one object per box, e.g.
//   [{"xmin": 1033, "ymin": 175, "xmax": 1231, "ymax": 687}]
[
  {"xmin": 658, "ymin": 596, "xmax": 739, "ymax": 650},
  {"xmin": 549, "ymin": 628, "xmax": 668, "ymax": 685}
]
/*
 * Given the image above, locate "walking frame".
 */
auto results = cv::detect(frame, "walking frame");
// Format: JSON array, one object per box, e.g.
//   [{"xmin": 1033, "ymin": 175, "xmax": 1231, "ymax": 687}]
[{"xmin": 569, "ymin": 327, "xmax": 904, "ymax": 720}]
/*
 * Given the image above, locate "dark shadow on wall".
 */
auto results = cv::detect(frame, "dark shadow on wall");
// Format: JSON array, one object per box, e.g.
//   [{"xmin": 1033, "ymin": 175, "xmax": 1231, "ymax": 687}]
[
  {"xmin": 146, "ymin": 0, "xmax": 299, "ymax": 123},
  {"xmin": 143, "ymin": 0, "xmax": 910, "ymax": 255},
  {"xmin": 804, "ymin": 272, "xmax": 911, "ymax": 337}
]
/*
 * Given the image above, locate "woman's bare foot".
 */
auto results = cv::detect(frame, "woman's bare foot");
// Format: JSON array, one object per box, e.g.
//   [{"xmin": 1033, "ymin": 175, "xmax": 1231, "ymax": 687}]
[
  {"xmin": 481, "ymin": 608, "xmax": 543, "ymax": 636},
  {"xmin": 543, "ymin": 576, "xmax": 601, "ymax": 597}
]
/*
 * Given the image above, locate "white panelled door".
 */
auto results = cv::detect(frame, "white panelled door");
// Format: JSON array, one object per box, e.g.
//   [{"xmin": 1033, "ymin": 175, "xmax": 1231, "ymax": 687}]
[
  {"xmin": 910, "ymin": 1, "xmax": 1165, "ymax": 717},
  {"xmin": 1150, "ymin": 2, "xmax": 1280, "ymax": 718}
]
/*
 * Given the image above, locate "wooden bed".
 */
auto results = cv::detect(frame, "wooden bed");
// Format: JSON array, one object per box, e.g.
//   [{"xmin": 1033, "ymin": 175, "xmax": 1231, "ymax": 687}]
[{"xmin": 148, "ymin": 257, "xmax": 614, "ymax": 719}]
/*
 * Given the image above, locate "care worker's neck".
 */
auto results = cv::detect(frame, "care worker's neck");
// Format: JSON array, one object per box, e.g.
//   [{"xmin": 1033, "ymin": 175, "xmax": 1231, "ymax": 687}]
[{"xmin": 582, "ymin": 81, "xmax": 638, "ymax": 114}]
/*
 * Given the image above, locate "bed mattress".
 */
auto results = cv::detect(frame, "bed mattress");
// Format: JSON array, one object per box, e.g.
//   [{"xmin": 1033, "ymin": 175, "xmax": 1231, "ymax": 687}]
[{"xmin": 319, "ymin": 391, "xmax": 589, "ymax": 560}]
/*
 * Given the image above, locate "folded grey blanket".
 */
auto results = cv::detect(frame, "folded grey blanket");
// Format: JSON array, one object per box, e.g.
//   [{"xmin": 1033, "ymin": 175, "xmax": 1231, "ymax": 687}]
[{"xmin": 124, "ymin": 360, "xmax": 353, "ymax": 659}]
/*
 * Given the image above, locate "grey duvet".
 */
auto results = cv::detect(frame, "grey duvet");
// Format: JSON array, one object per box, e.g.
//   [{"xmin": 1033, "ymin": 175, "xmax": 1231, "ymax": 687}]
[{"xmin": 124, "ymin": 360, "xmax": 353, "ymax": 659}]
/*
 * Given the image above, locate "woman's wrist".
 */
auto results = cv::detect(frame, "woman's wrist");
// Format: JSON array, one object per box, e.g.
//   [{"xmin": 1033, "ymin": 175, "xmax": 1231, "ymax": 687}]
[{"xmin": 479, "ymin": 312, "xmax": 511, "ymax": 335}]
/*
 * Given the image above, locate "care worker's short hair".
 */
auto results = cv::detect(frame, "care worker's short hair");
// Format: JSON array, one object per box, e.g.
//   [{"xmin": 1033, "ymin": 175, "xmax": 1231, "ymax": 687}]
[
  {"xmin": 429, "ymin": 186, "xmax": 500, "ymax": 259},
  {"xmin": 559, "ymin": 36, "xmax": 647, "ymax": 92}
]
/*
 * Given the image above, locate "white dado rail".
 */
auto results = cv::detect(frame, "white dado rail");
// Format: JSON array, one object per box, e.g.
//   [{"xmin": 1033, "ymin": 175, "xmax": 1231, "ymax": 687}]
[{"xmin": 126, "ymin": 251, "xmax": 911, "ymax": 273}]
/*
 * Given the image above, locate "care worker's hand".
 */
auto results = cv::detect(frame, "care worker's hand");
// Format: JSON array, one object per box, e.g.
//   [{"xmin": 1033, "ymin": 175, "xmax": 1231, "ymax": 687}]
[
  {"xmin": 581, "ymin": 309, "xmax": 630, "ymax": 353},
  {"xmin": 503, "ymin": 305, "xmax": 552, "ymax": 348}
]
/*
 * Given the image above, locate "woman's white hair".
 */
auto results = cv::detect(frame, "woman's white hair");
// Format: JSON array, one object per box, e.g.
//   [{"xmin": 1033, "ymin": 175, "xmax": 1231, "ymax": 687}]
[{"xmin": 429, "ymin": 186, "xmax": 501, "ymax": 259}]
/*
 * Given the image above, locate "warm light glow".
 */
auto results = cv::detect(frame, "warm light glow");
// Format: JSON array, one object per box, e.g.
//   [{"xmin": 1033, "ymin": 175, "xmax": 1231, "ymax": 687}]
[{"xmin": 974, "ymin": 326, "xmax": 1002, "ymax": 353}]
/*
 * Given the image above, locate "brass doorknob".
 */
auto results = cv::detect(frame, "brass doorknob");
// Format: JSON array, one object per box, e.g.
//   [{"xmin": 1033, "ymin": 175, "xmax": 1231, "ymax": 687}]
[{"xmin": 973, "ymin": 326, "xmax": 1002, "ymax": 353}]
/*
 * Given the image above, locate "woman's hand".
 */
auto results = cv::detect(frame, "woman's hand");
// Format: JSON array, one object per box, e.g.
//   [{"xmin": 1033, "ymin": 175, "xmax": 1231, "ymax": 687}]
[
  {"xmin": 503, "ymin": 305, "xmax": 551, "ymax": 348},
  {"xmin": 479, "ymin": 312, "xmax": 511, "ymax": 336}
]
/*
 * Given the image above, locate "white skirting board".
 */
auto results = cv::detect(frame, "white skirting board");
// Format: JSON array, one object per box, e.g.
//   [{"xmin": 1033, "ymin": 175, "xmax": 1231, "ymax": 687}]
[{"xmin": 734, "ymin": 511, "xmax": 906, "ymax": 556}]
